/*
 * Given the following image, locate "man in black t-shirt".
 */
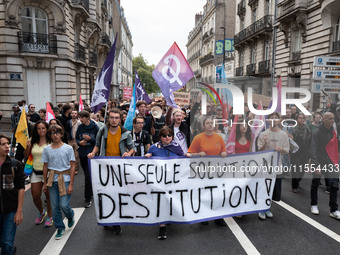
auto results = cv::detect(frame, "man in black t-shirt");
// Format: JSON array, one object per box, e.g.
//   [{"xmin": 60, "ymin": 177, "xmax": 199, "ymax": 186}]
[{"xmin": 132, "ymin": 116, "xmax": 151, "ymax": 156}]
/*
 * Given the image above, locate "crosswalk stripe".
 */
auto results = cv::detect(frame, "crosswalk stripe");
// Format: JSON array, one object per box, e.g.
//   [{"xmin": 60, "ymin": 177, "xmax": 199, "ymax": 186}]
[
  {"xmin": 40, "ymin": 208, "xmax": 85, "ymax": 255},
  {"xmin": 275, "ymin": 201, "xmax": 340, "ymax": 243},
  {"xmin": 224, "ymin": 217, "xmax": 261, "ymax": 255}
]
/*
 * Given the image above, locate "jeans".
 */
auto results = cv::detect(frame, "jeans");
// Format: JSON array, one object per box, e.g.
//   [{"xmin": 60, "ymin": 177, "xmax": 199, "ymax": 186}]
[
  {"xmin": 272, "ymin": 177, "xmax": 282, "ymax": 202},
  {"xmin": 49, "ymin": 182, "xmax": 74, "ymax": 230},
  {"xmin": 80, "ymin": 157, "xmax": 93, "ymax": 202},
  {"xmin": 311, "ymin": 174, "xmax": 338, "ymax": 212},
  {"xmin": 0, "ymin": 211, "xmax": 17, "ymax": 255}
]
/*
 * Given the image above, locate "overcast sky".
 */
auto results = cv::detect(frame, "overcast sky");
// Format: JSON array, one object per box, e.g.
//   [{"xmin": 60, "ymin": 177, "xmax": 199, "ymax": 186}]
[{"xmin": 122, "ymin": 0, "xmax": 207, "ymax": 66}]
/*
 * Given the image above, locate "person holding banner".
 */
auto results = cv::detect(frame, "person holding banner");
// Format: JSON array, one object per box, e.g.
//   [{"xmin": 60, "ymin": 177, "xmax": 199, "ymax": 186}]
[
  {"xmin": 145, "ymin": 126, "xmax": 185, "ymax": 240},
  {"xmin": 131, "ymin": 116, "xmax": 151, "ymax": 156},
  {"xmin": 257, "ymin": 112, "xmax": 289, "ymax": 220},
  {"xmin": 42, "ymin": 125, "xmax": 76, "ymax": 240},
  {"xmin": 88, "ymin": 109, "xmax": 135, "ymax": 235},
  {"xmin": 187, "ymin": 116, "xmax": 227, "ymax": 226}
]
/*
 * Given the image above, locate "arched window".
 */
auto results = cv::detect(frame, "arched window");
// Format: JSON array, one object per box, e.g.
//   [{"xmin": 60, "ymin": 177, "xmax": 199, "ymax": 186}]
[
  {"xmin": 21, "ymin": 7, "xmax": 49, "ymax": 52},
  {"xmin": 21, "ymin": 7, "xmax": 48, "ymax": 35}
]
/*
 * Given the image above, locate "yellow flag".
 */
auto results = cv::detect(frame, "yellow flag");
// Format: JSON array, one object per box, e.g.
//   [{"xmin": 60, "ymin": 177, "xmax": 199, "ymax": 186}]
[{"xmin": 15, "ymin": 110, "xmax": 29, "ymax": 149}]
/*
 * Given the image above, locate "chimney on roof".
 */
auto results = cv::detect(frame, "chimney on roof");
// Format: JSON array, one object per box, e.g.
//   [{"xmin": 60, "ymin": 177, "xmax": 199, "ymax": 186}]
[{"xmin": 195, "ymin": 13, "xmax": 203, "ymax": 25}]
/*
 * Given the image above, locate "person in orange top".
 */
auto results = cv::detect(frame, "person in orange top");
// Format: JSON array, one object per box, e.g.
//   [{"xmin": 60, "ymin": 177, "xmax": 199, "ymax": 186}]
[
  {"xmin": 188, "ymin": 117, "xmax": 227, "ymax": 157},
  {"xmin": 187, "ymin": 116, "xmax": 227, "ymax": 226}
]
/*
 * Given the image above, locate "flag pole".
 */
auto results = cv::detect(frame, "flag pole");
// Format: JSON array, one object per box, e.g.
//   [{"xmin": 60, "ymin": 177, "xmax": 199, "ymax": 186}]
[{"xmin": 104, "ymin": 101, "xmax": 108, "ymax": 125}]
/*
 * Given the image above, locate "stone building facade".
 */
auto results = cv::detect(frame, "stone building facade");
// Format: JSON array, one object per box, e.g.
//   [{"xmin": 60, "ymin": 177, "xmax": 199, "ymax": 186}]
[
  {"xmin": 0, "ymin": 0, "xmax": 132, "ymax": 120},
  {"xmin": 233, "ymin": 0, "xmax": 340, "ymax": 110},
  {"xmin": 234, "ymin": 0, "xmax": 274, "ymax": 96},
  {"xmin": 275, "ymin": 0, "xmax": 340, "ymax": 110},
  {"xmin": 186, "ymin": 0, "xmax": 236, "ymax": 89}
]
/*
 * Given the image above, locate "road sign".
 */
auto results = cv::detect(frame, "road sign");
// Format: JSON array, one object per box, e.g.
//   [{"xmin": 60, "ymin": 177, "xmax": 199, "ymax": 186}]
[
  {"xmin": 314, "ymin": 56, "xmax": 340, "ymax": 67},
  {"xmin": 313, "ymin": 70, "xmax": 340, "ymax": 81},
  {"xmin": 312, "ymin": 83, "xmax": 340, "ymax": 94}
]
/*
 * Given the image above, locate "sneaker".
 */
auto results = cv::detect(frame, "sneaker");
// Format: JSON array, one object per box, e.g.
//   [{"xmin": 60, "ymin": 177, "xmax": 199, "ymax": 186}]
[
  {"xmin": 84, "ymin": 201, "xmax": 92, "ymax": 208},
  {"xmin": 68, "ymin": 217, "xmax": 75, "ymax": 228},
  {"xmin": 44, "ymin": 217, "xmax": 53, "ymax": 227},
  {"xmin": 292, "ymin": 189, "xmax": 298, "ymax": 193},
  {"xmin": 265, "ymin": 211, "xmax": 273, "ymax": 218},
  {"xmin": 112, "ymin": 225, "xmax": 122, "ymax": 235},
  {"xmin": 325, "ymin": 187, "xmax": 331, "ymax": 194},
  {"xmin": 214, "ymin": 218, "xmax": 227, "ymax": 226},
  {"xmin": 258, "ymin": 212, "xmax": 266, "ymax": 220},
  {"xmin": 35, "ymin": 209, "xmax": 47, "ymax": 225},
  {"xmin": 311, "ymin": 205, "xmax": 319, "ymax": 215},
  {"xmin": 55, "ymin": 229, "xmax": 65, "ymax": 240},
  {"xmin": 158, "ymin": 226, "xmax": 167, "ymax": 240},
  {"xmin": 330, "ymin": 210, "xmax": 340, "ymax": 220}
]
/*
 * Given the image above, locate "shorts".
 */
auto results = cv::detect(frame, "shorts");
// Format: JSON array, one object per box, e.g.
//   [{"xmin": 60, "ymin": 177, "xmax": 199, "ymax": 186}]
[{"xmin": 30, "ymin": 170, "xmax": 44, "ymax": 183}]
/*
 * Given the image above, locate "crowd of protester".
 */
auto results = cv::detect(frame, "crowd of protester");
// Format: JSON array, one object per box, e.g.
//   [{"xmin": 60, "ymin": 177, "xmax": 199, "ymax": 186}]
[{"xmin": 1, "ymin": 95, "xmax": 340, "ymax": 254}]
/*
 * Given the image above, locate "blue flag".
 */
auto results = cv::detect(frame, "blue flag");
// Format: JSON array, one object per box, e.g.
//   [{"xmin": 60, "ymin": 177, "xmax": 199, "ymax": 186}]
[
  {"xmin": 135, "ymin": 70, "xmax": 151, "ymax": 104},
  {"xmin": 90, "ymin": 33, "xmax": 118, "ymax": 113},
  {"xmin": 124, "ymin": 84, "xmax": 136, "ymax": 131}
]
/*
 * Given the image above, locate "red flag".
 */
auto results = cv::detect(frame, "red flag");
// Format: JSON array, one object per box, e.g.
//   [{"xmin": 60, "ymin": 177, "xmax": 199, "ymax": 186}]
[
  {"xmin": 226, "ymin": 115, "xmax": 239, "ymax": 154},
  {"xmin": 79, "ymin": 94, "xmax": 84, "ymax": 111},
  {"xmin": 326, "ymin": 130, "xmax": 339, "ymax": 165},
  {"xmin": 46, "ymin": 102, "xmax": 55, "ymax": 122}
]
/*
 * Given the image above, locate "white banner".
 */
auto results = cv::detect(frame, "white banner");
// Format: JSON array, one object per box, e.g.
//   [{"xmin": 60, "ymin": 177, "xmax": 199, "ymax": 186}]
[{"xmin": 89, "ymin": 150, "xmax": 279, "ymax": 226}]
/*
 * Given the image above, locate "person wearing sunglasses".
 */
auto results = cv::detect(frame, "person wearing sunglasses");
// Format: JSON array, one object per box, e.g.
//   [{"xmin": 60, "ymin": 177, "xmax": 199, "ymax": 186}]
[{"xmin": 145, "ymin": 126, "xmax": 188, "ymax": 240}]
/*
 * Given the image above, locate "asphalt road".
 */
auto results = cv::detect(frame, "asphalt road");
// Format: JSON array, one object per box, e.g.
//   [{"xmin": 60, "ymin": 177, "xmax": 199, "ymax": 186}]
[{"xmin": 14, "ymin": 170, "xmax": 340, "ymax": 255}]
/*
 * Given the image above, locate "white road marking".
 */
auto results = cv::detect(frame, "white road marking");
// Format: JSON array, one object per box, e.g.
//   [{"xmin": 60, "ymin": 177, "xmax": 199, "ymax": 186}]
[
  {"xmin": 275, "ymin": 201, "xmax": 340, "ymax": 243},
  {"xmin": 224, "ymin": 217, "xmax": 261, "ymax": 255},
  {"xmin": 40, "ymin": 208, "xmax": 85, "ymax": 255}
]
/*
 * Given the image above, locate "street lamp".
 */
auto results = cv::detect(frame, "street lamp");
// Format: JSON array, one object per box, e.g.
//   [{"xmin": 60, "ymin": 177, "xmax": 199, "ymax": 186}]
[{"xmin": 220, "ymin": 26, "xmax": 226, "ymax": 67}]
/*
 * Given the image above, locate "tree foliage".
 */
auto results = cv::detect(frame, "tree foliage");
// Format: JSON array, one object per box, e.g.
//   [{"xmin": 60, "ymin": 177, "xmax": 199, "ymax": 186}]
[{"xmin": 132, "ymin": 54, "xmax": 160, "ymax": 94}]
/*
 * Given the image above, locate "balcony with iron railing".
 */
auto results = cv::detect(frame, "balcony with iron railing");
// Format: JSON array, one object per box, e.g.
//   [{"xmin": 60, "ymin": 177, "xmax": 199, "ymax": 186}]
[
  {"xmin": 234, "ymin": 15, "xmax": 272, "ymax": 46},
  {"xmin": 71, "ymin": 0, "xmax": 89, "ymax": 13},
  {"xmin": 89, "ymin": 52, "xmax": 97, "ymax": 66},
  {"xmin": 258, "ymin": 60, "xmax": 270, "ymax": 74},
  {"xmin": 277, "ymin": 0, "xmax": 307, "ymax": 22},
  {"xmin": 236, "ymin": 66, "xmax": 244, "ymax": 76},
  {"xmin": 101, "ymin": 33, "xmax": 111, "ymax": 48},
  {"xmin": 237, "ymin": 0, "xmax": 246, "ymax": 16},
  {"xmin": 246, "ymin": 63, "xmax": 256, "ymax": 75},
  {"xmin": 75, "ymin": 43, "xmax": 85, "ymax": 61},
  {"xmin": 199, "ymin": 53, "xmax": 214, "ymax": 66},
  {"xmin": 18, "ymin": 32, "xmax": 57, "ymax": 54}
]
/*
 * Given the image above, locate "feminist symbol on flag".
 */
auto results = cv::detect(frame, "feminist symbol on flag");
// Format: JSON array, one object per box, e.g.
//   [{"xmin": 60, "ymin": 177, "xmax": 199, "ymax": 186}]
[{"xmin": 161, "ymin": 55, "xmax": 182, "ymax": 86}]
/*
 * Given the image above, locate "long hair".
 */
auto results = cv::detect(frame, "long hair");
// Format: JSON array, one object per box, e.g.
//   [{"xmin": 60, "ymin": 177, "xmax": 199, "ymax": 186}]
[
  {"xmin": 31, "ymin": 120, "xmax": 51, "ymax": 147},
  {"xmin": 236, "ymin": 123, "xmax": 252, "ymax": 142}
]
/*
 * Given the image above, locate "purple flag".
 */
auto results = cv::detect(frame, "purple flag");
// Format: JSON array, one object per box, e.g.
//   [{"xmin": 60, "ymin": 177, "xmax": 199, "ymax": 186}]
[
  {"xmin": 135, "ymin": 70, "xmax": 151, "ymax": 104},
  {"xmin": 90, "ymin": 33, "xmax": 118, "ymax": 113},
  {"xmin": 152, "ymin": 42, "xmax": 194, "ymax": 107}
]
